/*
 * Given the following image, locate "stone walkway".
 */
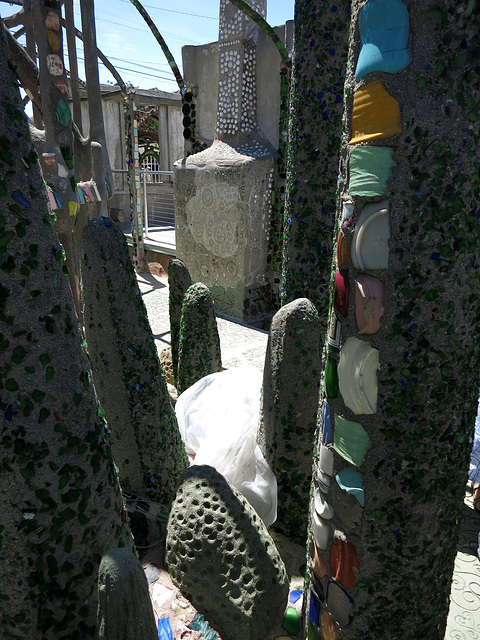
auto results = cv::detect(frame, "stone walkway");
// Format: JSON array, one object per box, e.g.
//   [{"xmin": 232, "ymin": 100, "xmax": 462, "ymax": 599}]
[{"xmin": 137, "ymin": 272, "xmax": 480, "ymax": 640}]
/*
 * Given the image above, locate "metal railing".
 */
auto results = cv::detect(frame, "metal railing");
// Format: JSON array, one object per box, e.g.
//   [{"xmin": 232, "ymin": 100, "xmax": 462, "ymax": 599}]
[{"xmin": 140, "ymin": 170, "xmax": 174, "ymax": 238}]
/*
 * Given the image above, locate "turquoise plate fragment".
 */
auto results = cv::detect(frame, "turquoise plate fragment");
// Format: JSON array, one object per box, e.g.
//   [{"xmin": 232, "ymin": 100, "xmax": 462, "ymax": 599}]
[
  {"xmin": 336, "ymin": 467, "xmax": 365, "ymax": 506},
  {"xmin": 349, "ymin": 147, "xmax": 396, "ymax": 198},
  {"xmin": 355, "ymin": 0, "xmax": 412, "ymax": 81}
]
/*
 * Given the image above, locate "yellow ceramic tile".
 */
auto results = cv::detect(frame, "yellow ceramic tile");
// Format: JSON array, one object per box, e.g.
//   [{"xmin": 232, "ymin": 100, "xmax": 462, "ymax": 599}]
[{"xmin": 350, "ymin": 80, "xmax": 401, "ymax": 145}]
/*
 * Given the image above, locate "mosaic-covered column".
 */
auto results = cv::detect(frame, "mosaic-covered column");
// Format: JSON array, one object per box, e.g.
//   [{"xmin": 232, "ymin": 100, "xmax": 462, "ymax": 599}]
[
  {"xmin": 32, "ymin": 0, "xmax": 82, "ymax": 314},
  {"xmin": 304, "ymin": 1, "xmax": 480, "ymax": 638},
  {"xmin": 126, "ymin": 96, "xmax": 147, "ymax": 273},
  {"xmin": 281, "ymin": 0, "xmax": 351, "ymax": 327},
  {"xmin": 174, "ymin": 0, "xmax": 276, "ymax": 324},
  {"xmin": 0, "ymin": 27, "xmax": 133, "ymax": 636}
]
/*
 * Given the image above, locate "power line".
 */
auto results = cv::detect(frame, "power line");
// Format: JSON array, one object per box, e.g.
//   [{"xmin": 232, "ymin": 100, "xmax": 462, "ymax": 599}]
[
  {"xmin": 116, "ymin": 0, "xmax": 217, "ymax": 20},
  {"xmin": 73, "ymin": 49, "xmax": 182, "ymax": 79},
  {"xmin": 73, "ymin": 9, "xmax": 203, "ymax": 45},
  {"xmin": 101, "ymin": 62, "xmax": 177, "ymax": 82}
]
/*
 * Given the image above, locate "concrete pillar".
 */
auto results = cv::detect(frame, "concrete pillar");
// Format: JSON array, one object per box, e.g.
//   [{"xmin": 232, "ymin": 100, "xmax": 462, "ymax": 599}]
[
  {"xmin": 174, "ymin": 0, "xmax": 276, "ymax": 325},
  {"xmin": 82, "ymin": 217, "xmax": 187, "ymax": 504},
  {"xmin": 167, "ymin": 258, "xmax": 192, "ymax": 388},
  {"xmin": 158, "ymin": 104, "xmax": 170, "ymax": 171},
  {"xmin": 304, "ymin": 2, "xmax": 480, "ymax": 637},
  {"xmin": 97, "ymin": 549, "xmax": 158, "ymax": 640},
  {"xmin": 282, "ymin": 0, "xmax": 351, "ymax": 329},
  {"xmin": 177, "ymin": 283, "xmax": 222, "ymax": 394},
  {"xmin": 0, "ymin": 31, "xmax": 132, "ymax": 637},
  {"xmin": 258, "ymin": 298, "xmax": 322, "ymax": 544}
]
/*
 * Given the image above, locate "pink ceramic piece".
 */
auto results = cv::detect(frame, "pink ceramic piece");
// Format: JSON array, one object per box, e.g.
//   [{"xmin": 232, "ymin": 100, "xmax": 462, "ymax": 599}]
[
  {"xmin": 46, "ymin": 54, "xmax": 63, "ymax": 77},
  {"xmin": 45, "ymin": 10, "xmax": 60, "ymax": 30},
  {"xmin": 333, "ymin": 270, "xmax": 349, "ymax": 318},
  {"xmin": 84, "ymin": 185, "xmax": 95, "ymax": 202},
  {"xmin": 53, "ymin": 79, "xmax": 68, "ymax": 94},
  {"xmin": 355, "ymin": 274, "xmax": 385, "ymax": 334},
  {"xmin": 47, "ymin": 189, "xmax": 57, "ymax": 210}
]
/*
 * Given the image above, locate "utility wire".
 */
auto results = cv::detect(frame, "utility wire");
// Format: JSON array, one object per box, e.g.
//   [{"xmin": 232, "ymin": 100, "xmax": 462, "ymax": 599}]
[{"xmin": 116, "ymin": 0, "xmax": 217, "ymax": 20}]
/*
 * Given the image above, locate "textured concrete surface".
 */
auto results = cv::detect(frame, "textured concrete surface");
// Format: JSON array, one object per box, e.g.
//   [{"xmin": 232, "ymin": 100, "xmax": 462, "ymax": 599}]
[
  {"xmin": 166, "ymin": 465, "xmax": 289, "ymax": 640},
  {"xmin": 258, "ymin": 298, "xmax": 322, "ymax": 544},
  {"xmin": 177, "ymin": 282, "xmax": 222, "ymax": 394},
  {"xmin": 97, "ymin": 549, "xmax": 157, "ymax": 640},
  {"xmin": 82, "ymin": 218, "xmax": 187, "ymax": 504},
  {"xmin": 138, "ymin": 271, "xmax": 480, "ymax": 639}
]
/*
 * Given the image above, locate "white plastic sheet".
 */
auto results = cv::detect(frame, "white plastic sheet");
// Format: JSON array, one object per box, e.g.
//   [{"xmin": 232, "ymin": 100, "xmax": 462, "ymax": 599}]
[{"xmin": 175, "ymin": 367, "xmax": 277, "ymax": 526}]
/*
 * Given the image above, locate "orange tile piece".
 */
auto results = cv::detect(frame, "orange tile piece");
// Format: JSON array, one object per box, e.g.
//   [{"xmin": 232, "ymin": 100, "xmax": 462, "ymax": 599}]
[
  {"xmin": 349, "ymin": 80, "xmax": 401, "ymax": 145},
  {"xmin": 312, "ymin": 541, "xmax": 329, "ymax": 578},
  {"xmin": 329, "ymin": 537, "xmax": 359, "ymax": 590},
  {"xmin": 321, "ymin": 610, "xmax": 342, "ymax": 640},
  {"xmin": 336, "ymin": 232, "xmax": 350, "ymax": 269}
]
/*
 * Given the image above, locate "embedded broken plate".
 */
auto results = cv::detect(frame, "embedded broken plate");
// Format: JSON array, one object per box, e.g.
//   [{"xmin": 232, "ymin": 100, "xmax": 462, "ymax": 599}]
[
  {"xmin": 319, "ymin": 444, "xmax": 334, "ymax": 476},
  {"xmin": 355, "ymin": 0, "xmax": 412, "ymax": 81},
  {"xmin": 341, "ymin": 201, "xmax": 355, "ymax": 228},
  {"xmin": 335, "ymin": 467, "xmax": 365, "ymax": 507},
  {"xmin": 314, "ymin": 487, "xmax": 334, "ymax": 520},
  {"xmin": 312, "ymin": 511, "xmax": 330, "ymax": 550},
  {"xmin": 355, "ymin": 274, "xmax": 385, "ymax": 334},
  {"xmin": 338, "ymin": 337, "xmax": 380, "ymax": 414},
  {"xmin": 316, "ymin": 469, "xmax": 331, "ymax": 494},
  {"xmin": 348, "ymin": 148, "xmax": 395, "ymax": 198},
  {"xmin": 333, "ymin": 414, "xmax": 371, "ymax": 468},
  {"xmin": 46, "ymin": 53, "xmax": 64, "ymax": 76},
  {"xmin": 326, "ymin": 580, "xmax": 354, "ymax": 627},
  {"xmin": 351, "ymin": 200, "xmax": 390, "ymax": 270},
  {"xmin": 350, "ymin": 80, "xmax": 402, "ymax": 145},
  {"xmin": 329, "ymin": 537, "xmax": 360, "ymax": 590}
]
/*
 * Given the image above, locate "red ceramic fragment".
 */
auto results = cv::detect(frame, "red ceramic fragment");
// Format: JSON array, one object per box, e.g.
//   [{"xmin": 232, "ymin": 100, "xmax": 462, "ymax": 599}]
[
  {"xmin": 333, "ymin": 270, "xmax": 349, "ymax": 318},
  {"xmin": 329, "ymin": 537, "xmax": 359, "ymax": 590},
  {"xmin": 53, "ymin": 79, "xmax": 68, "ymax": 94}
]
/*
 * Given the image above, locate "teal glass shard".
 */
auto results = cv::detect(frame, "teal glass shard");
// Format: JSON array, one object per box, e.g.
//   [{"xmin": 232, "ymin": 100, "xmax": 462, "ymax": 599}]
[
  {"xmin": 336, "ymin": 467, "xmax": 365, "ymax": 506},
  {"xmin": 349, "ymin": 146, "xmax": 396, "ymax": 198},
  {"xmin": 355, "ymin": 0, "xmax": 412, "ymax": 81},
  {"xmin": 333, "ymin": 414, "xmax": 371, "ymax": 467}
]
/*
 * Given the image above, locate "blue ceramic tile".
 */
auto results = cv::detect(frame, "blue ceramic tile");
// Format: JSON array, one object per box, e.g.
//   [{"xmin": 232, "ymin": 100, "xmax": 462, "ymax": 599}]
[{"xmin": 356, "ymin": 0, "xmax": 412, "ymax": 81}]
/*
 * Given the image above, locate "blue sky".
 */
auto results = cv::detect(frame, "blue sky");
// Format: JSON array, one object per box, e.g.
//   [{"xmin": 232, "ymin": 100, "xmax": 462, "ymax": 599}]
[{"xmin": 1, "ymin": 0, "xmax": 294, "ymax": 93}]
